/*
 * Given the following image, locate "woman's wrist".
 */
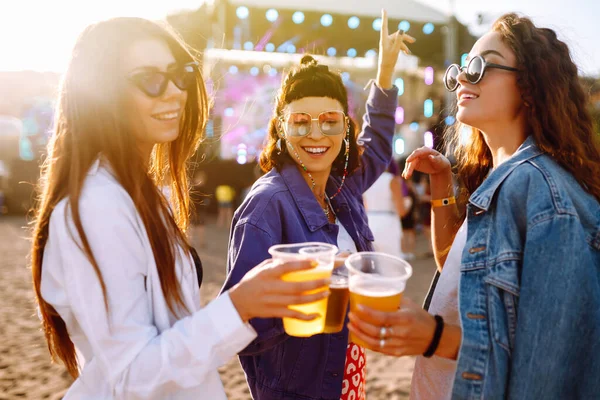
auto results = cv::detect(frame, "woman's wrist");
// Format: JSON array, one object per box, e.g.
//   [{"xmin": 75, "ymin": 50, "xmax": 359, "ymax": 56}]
[
  {"xmin": 434, "ymin": 323, "xmax": 462, "ymax": 360},
  {"xmin": 376, "ymin": 68, "xmax": 394, "ymax": 89},
  {"xmin": 430, "ymin": 169, "xmax": 454, "ymax": 199},
  {"xmin": 229, "ymin": 285, "xmax": 251, "ymax": 323}
]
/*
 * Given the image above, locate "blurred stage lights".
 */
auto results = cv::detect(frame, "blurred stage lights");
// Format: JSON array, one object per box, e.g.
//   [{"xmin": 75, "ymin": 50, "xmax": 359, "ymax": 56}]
[
  {"xmin": 424, "ymin": 131, "xmax": 434, "ymax": 148},
  {"xmin": 394, "ymin": 138, "xmax": 405, "ymax": 155},
  {"xmin": 365, "ymin": 49, "xmax": 377, "ymax": 58},
  {"xmin": 348, "ymin": 16, "xmax": 360, "ymax": 29},
  {"xmin": 265, "ymin": 43, "xmax": 275, "ymax": 52},
  {"xmin": 292, "ymin": 11, "xmax": 305, "ymax": 24},
  {"xmin": 425, "ymin": 66, "xmax": 434, "ymax": 85},
  {"xmin": 410, "ymin": 122, "xmax": 420, "ymax": 132},
  {"xmin": 268, "ymin": 68, "xmax": 278, "ymax": 77},
  {"xmin": 266, "ymin": 9, "xmax": 279, "ymax": 22},
  {"xmin": 424, "ymin": 99, "xmax": 434, "ymax": 118},
  {"xmin": 372, "ymin": 18, "xmax": 382, "ymax": 31},
  {"xmin": 395, "ymin": 106, "xmax": 404, "ymax": 124},
  {"xmin": 224, "ymin": 107, "xmax": 234, "ymax": 117},
  {"xmin": 287, "ymin": 44, "xmax": 296, "ymax": 54},
  {"xmin": 327, "ymin": 47, "xmax": 337, "ymax": 57},
  {"xmin": 341, "ymin": 72, "xmax": 350, "ymax": 82},
  {"xmin": 236, "ymin": 6, "xmax": 249, "ymax": 20},
  {"xmin": 394, "ymin": 77, "xmax": 404, "ymax": 96},
  {"xmin": 399, "ymin": 20, "xmax": 410, "ymax": 32},
  {"xmin": 228, "ymin": 65, "xmax": 238, "ymax": 75},
  {"xmin": 321, "ymin": 14, "xmax": 333, "ymax": 27},
  {"xmin": 445, "ymin": 115, "xmax": 456, "ymax": 125},
  {"xmin": 243, "ymin": 41, "xmax": 254, "ymax": 51},
  {"xmin": 423, "ymin": 23, "xmax": 435, "ymax": 35},
  {"xmin": 250, "ymin": 67, "xmax": 259, "ymax": 76},
  {"xmin": 347, "ymin": 48, "xmax": 357, "ymax": 58}
]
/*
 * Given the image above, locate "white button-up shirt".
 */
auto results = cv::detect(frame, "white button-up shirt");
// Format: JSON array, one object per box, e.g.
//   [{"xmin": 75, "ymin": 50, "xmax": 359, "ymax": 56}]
[{"xmin": 41, "ymin": 160, "xmax": 256, "ymax": 399}]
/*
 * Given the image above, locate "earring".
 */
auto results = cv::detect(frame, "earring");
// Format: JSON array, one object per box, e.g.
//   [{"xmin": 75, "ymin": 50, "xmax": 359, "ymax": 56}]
[
  {"xmin": 276, "ymin": 137, "xmax": 283, "ymax": 154},
  {"xmin": 330, "ymin": 128, "xmax": 351, "ymax": 200}
]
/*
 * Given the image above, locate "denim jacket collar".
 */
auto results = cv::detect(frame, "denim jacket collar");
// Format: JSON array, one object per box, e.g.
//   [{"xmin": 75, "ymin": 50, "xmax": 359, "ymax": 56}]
[
  {"xmin": 469, "ymin": 135, "xmax": 544, "ymax": 211},
  {"xmin": 279, "ymin": 163, "xmax": 330, "ymax": 232}
]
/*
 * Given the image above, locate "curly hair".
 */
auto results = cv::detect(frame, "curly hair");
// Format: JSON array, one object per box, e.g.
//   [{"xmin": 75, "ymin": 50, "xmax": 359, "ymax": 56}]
[
  {"xmin": 259, "ymin": 55, "xmax": 362, "ymax": 175},
  {"xmin": 446, "ymin": 13, "xmax": 600, "ymax": 202}
]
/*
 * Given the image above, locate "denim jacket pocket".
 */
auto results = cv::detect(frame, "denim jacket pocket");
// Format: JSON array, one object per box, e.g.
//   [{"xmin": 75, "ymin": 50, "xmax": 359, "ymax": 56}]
[{"xmin": 484, "ymin": 255, "xmax": 521, "ymax": 353}]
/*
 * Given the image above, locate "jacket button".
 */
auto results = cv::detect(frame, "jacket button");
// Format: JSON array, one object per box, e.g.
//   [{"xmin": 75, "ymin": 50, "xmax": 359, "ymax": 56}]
[
  {"xmin": 462, "ymin": 372, "xmax": 483, "ymax": 380},
  {"xmin": 468, "ymin": 246, "xmax": 486, "ymax": 254},
  {"xmin": 466, "ymin": 313, "xmax": 486, "ymax": 320}
]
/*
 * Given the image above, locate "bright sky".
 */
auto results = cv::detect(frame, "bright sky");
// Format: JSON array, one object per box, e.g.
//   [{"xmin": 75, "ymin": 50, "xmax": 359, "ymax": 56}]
[{"xmin": 1, "ymin": 0, "xmax": 598, "ymax": 76}]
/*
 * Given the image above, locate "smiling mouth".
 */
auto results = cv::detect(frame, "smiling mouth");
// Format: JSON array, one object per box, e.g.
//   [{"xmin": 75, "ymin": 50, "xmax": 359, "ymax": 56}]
[
  {"xmin": 302, "ymin": 146, "xmax": 330, "ymax": 156},
  {"xmin": 459, "ymin": 93, "xmax": 479, "ymax": 101},
  {"xmin": 151, "ymin": 110, "xmax": 180, "ymax": 121}
]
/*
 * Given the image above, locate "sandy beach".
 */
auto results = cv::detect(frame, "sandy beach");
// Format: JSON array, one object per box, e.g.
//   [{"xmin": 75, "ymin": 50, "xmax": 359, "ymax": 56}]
[{"xmin": 0, "ymin": 215, "xmax": 436, "ymax": 399}]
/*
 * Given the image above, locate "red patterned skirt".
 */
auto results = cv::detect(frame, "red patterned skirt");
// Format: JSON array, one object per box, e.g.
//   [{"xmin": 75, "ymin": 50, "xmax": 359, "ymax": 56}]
[{"xmin": 340, "ymin": 343, "xmax": 366, "ymax": 400}]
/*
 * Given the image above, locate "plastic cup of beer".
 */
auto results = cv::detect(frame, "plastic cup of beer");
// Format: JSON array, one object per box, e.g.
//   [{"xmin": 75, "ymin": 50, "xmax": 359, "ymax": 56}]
[
  {"xmin": 323, "ymin": 264, "xmax": 349, "ymax": 333},
  {"xmin": 345, "ymin": 252, "xmax": 412, "ymax": 349},
  {"xmin": 268, "ymin": 242, "xmax": 338, "ymax": 337}
]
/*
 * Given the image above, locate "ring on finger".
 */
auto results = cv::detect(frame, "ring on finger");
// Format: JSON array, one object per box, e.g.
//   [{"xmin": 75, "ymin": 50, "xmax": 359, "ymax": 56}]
[{"xmin": 379, "ymin": 326, "xmax": 387, "ymax": 339}]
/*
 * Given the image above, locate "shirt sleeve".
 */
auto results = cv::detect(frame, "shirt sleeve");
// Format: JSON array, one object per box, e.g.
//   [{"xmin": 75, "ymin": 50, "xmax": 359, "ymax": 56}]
[
  {"xmin": 346, "ymin": 83, "xmax": 398, "ymax": 194},
  {"xmin": 221, "ymin": 221, "xmax": 289, "ymax": 355},
  {"xmin": 44, "ymin": 191, "xmax": 257, "ymax": 398}
]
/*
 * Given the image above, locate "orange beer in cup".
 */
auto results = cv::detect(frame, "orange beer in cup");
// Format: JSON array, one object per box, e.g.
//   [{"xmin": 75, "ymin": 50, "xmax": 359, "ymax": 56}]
[
  {"xmin": 268, "ymin": 243, "xmax": 337, "ymax": 337},
  {"xmin": 345, "ymin": 252, "xmax": 413, "ymax": 349}
]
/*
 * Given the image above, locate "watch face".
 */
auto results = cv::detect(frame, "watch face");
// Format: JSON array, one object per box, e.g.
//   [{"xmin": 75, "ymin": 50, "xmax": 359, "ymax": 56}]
[{"xmin": 442, "ymin": 199, "xmax": 450, "ymax": 206}]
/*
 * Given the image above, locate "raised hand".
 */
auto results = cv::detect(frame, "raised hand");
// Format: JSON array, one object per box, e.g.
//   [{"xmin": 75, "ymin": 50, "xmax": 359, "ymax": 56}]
[
  {"xmin": 377, "ymin": 9, "xmax": 416, "ymax": 89},
  {"xmin": 402, "ymin": 147, "xmax": 451, "ymax": 180}
]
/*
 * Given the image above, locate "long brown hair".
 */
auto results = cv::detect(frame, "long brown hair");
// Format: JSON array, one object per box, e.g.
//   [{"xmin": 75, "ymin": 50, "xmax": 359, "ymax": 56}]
[
  {"xmin": 260, "ymin": 55, "xmax": 362, "ymax": 175},
  {"xmin": 30, "ymin": 18, "xmax": 208, "ymax": 378},
  {"xmin": 447, "ymin": 13, "xmax": 600, "ymax": 201}
]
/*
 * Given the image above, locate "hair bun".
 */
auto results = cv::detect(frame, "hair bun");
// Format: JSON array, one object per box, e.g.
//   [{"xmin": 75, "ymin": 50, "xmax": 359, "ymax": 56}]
[{"xmin": 300, "ymin": 55, "xmax": 317, "ymax": 66}]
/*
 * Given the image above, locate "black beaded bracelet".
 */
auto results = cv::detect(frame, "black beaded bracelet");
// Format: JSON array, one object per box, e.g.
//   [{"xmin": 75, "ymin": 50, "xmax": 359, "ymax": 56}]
[{"xmin": 423, "ymin": 315, "xmax": 444, "ymax": 358}]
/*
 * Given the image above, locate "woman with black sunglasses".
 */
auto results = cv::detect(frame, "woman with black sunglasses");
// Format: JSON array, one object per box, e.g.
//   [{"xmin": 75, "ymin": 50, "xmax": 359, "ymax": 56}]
[
  {"xmin": 30, "ymin": 17, "xmax": 333, "ymax": 399},
  {"xmin": 221, "ymin": 10, "xmax": 415, "ymax": 400},
  {"xmin": 348, "ymin": 14, "xmax": 600, "ymax": 400}
]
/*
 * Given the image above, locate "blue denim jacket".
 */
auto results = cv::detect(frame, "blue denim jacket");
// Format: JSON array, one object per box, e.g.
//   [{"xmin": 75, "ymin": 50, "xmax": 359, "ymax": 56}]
[
  {"xmin": 453, "ymin": 136, "xmax": 600, "ymax": 399},
  {"xmin": 222, "ymin": 84, "xmax": 398, "ymax": 400}
]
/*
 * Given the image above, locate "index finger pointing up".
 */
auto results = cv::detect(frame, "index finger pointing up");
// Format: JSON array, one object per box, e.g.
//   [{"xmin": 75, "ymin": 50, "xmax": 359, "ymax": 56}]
[{"xmin": 381, "ymin": 9, "xmax": 388, "ymax": 39}]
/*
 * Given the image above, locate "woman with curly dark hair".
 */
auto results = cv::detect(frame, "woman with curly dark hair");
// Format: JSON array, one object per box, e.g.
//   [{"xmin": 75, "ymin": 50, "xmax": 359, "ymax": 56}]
[
  {"xmin": 348, "ymin": 13, "xmax": 600, "ymax": 399},
  {"xmin": 222, "ymin": 10, "xmax": 415, "ymax": 400}
]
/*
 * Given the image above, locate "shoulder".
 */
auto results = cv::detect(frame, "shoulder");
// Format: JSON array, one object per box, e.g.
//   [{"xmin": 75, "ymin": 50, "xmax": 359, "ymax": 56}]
[
  {"xmin": 499, "ymin": 154, "xmax": 591, "ymax": 221},
  {"xmin": 234, "ymin": 170, "xmax": 292, "ymax": 227},
  {"xmin": 49, "ymin": 165, "xmax": 140, "ymax": 238}
]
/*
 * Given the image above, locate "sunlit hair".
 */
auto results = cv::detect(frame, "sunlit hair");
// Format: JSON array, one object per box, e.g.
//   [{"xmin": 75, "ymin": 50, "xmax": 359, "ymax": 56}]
[
  {"xmin": 260, "ymin": 55, "xmax": 362, "ymax": 174},
  {"xmin": 446, "ymin": 13, "xmax": 600, "ymax": 202},
  {"xmin": 30, "ymin": 17, "xmax": 209, "ymax": 378}
]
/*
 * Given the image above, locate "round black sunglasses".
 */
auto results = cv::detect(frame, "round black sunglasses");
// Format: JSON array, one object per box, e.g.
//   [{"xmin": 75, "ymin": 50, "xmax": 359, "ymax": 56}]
[{"xmin": 444, "ymin": 55, "xmax": 518, "ymax": 92}]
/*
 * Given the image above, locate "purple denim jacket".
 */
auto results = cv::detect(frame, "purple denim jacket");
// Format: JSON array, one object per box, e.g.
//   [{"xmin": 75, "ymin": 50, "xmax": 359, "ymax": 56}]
[{"xmin": 222, "ymin": 84, "xmax": 398, "ymax": 400}]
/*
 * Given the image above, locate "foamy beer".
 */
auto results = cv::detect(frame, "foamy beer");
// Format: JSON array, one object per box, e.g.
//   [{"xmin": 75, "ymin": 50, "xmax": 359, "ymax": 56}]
[
  {"xmin": 268, "ymin": 243, "xmax": 337, "ymax": 337},
  {"xmin": 323, "ymin": 265, "xmax": 349, "ymax": 333},
  {"xmin": 345, "ymin": 252, "xmax": 413, "ymax": 349}
]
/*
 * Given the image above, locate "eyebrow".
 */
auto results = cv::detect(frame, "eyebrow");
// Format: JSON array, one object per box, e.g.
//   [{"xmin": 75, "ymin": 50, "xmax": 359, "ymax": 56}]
[
  {"xmin": 466, "ymin": 49, "xmax": 506, "ymax": 63},
  {"xmin": 129, "ymin": 62, "xmax": 178, "ymax": 74}
]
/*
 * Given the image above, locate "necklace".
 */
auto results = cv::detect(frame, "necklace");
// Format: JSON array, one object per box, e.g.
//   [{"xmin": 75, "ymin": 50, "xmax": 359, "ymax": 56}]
[
  {"xmin": 322, "ymin": 196, "xmax": 333, "ymax": 220},
  {"xmin": 322, "ymin": 204, "xmax": 331, "ymax": 219}
]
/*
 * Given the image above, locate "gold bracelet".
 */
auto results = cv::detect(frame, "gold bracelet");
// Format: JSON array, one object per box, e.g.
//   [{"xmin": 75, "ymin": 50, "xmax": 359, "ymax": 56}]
[{"xmin": 431, "ymin": 196, "xmax": 456, "ymax": 208}]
